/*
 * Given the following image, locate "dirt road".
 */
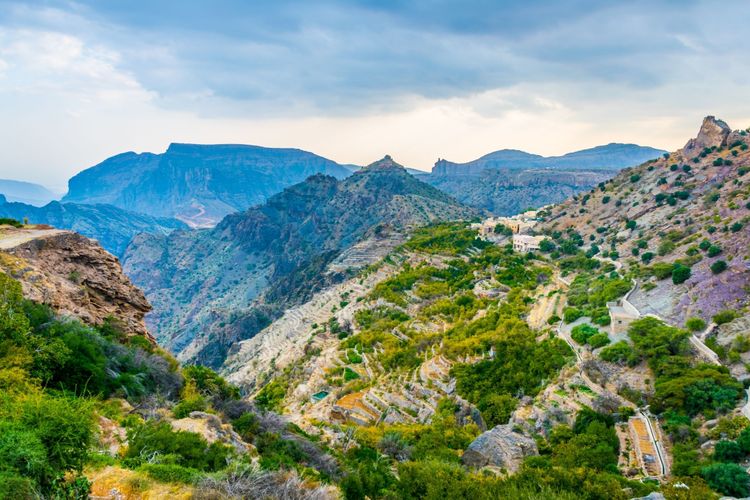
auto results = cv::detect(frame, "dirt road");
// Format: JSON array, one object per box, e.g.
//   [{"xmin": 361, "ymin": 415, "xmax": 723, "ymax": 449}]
[{"xmin": 0, "ymin": 229, "xmax": 67, "ymax": 249}]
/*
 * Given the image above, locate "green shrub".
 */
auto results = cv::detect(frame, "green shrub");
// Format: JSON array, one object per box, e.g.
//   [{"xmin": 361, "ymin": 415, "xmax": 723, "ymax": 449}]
[
  {"xmin": 599, "ymin": 341, "xmax": 639, "ymax": 366},
  {"xmin": 710, "ymin": 260, "xmax": 727, "ymax": 274},
  {"xmin": 701, "ymin": 463, "xmax": 749, "ymax": 497},
  {"xmin": 138, "ymin": 463, "xmax": 200, "ymax": 484},
  {"xmin": 125, "ymin": 421, "xmax": 232, "ymax": 472},
  {"xmin": 231, "ymin": 413, "xmax": 260, "ymax": 441},
  {"xmin": 563, "ymin": 307, "xmax": 584, "ymax": 324},
  {"xmin": 588, "ymin": 333, "xmax": 611, "ymax": 349},
  {"xmin": 714, "ymin": 440, "xmax": 744, "ymax": 463},
  {"xmin": 0, "ymin": 218, "xmax": 23, "ymax": 228},
  {"xmin": 672, "ymin": 264, "xmax": 691, "ymax": 284},
  {"xmin": 685, "ymin": 317, "xmax": 706, "ymax": 332},
  {"xmin": 707, "ymin": 245, "xmax": 722, "ymax": 257},
  {"xmin": 713, "ymin": 310, "xmax": 738, "ymax": 325},
  {"xmin": 571, "ymin": 324, "xmax": 599, "ymax": 345},
  {"xmin": 172, "ymin": 397, "xmax": 207, "ymax": 419}
]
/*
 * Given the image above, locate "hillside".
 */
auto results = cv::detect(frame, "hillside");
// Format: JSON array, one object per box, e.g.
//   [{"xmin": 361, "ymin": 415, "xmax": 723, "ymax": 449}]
[
  {"xmin": 0, "ymin": 178, "xmax": 59, "ymax": 206},
  {"xmin": 0, "ymin": 225, "xmax": 341, "ymax": 499},
  {"xmin": 0, "ymin": 198, "xmax": 187, "ymax": 257},
  {"xmin": 538, "ymin": 116, "xmax": 750, "ymax": 326},
  {"xmin": 63, "ymin": 143, "xmax": 352, "ymax": 227},
  {"xmin": 122, "ymin": 156, "xmax": 479, "ymax": 368},
  {"xmin": 223, "ymin": 217, "xmax": 749, "ymax": 498}
]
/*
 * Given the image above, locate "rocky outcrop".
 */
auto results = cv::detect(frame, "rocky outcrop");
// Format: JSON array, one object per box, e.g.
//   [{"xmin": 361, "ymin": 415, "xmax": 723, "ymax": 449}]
[
  {"xmin": 714, "ymin": 315, "xmax": 750, "ymax": 379},
  {"xmin": 461, "ymin": 424, "xmax": 538, "ymax": 472},
  {"xmin": 683, "ymin": 116, "xmax": 731, "ymax": 155},
  {"xmin": 170, "ymin": 411, "xmax": 249, "ymax": 453},
  {"xmin": 0, "ymin": 229, "xmax": 153, "ymax": 340}
]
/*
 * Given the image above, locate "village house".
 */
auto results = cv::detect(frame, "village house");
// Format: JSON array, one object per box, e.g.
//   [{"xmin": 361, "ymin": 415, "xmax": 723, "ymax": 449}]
[{"xmin": 512, "ymin": 234, "xmax": 544, "ymax": 252}]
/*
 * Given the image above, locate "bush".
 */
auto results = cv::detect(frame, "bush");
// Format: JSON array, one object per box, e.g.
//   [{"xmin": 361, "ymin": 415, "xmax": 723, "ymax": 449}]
[
  {"xmin": 630, "ymin": 174, "xmax": 641, "ymax": 183},
  {"xmin": 172, "ymin": 397, "xmax": 207, "ymax": 419},
  {"xmin": 671, "ymin": 264, "xmax": 691, "ymax": 284},
  {"xmin": 701, "ymin": 462, "xmax": 749, "ymax": 497},
  {"xmin": 0, "ymin": 217, "xmax": 23, "ymax": 228},
  {"xmin": 710, "ymin": 260, "xmax": 728, "ymax": 274},
  {"xmin": 714, "ymin": 440, "xmax": 744, "ymax": 463},
  {"xmin": 564, "ymin": 307, "xmax": 584, "ymax": 324},
  {"xmin": 125, "ymin": 421, "xmax": 232, "ymax": 472},
  {"xmin": 138, "ymin": 463, "xmax": 200, "ymax": 484},
  {"xmin": 707, "ymin": 245, "xmax": 722, "ymax": 257},
  {"xmin": 571, "ymin": 324, "xmax": 599, "ymax": 345},
  {"xmin": 685, "ymin": 317, "xmax": 706, "ymax": 332},
  {"xmin": 625, "ymin": 220, "xmax": 636, "ymax": 230},
  {"xmin": 588, "ymin": 333, "xmax": 611, "ymax": 349},
  {"xmin": 713, "ymin": 310, "xmax": 739, "ymax": 325},
  {"xmin": 599, "ymin": 341, "xmax": 639, "ymax": 366},
  {"xmin": 650, "ymin": 262, "xmax": 675, "ymax": 280}
]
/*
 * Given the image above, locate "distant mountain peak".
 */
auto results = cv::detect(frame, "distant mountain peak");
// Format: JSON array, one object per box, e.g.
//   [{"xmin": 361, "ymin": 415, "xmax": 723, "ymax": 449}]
[{"xmin": 360, "ymin": 155, "xmax": 406, "ymax": 172}]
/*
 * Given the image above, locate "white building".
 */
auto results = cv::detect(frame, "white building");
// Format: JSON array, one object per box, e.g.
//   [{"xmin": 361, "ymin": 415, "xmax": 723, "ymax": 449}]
[{"xmin": 512, "ymin": 234, "xmax": 544, "ymax": 253}]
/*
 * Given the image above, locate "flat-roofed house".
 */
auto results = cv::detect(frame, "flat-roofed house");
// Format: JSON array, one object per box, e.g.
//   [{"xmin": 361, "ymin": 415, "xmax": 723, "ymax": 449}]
[{"xmin": 512, "ymin": 234, "xmax": 544, "ymax": 253}]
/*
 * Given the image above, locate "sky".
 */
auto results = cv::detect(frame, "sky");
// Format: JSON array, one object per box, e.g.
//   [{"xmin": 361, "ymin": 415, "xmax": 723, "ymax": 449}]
[{"xmin": 1, "ymin": 0, "xmax": 749, "ymax": 190}]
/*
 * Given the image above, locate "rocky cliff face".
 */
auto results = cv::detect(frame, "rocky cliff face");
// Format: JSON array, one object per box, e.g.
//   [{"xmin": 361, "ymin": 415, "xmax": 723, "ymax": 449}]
[
  {"xmin": 0, "ymin": 198, "xmax": 187, "ymax": 257},
  {"xmin": 540, "ymin": 116, "xmax": 750, "ymax": 325},
  {"xmin": 424, "ymin": 168, "xmax": 612, "ymax": 215},
  {"xmin": 123, "ymin": 156, "xmax": 478, "ymax": 367},
  {"xmin": 64, "ymin": 143, "xmax": 353, "ymax": 227},
  {"xmin": 0, "ymin": 228, "xmax": 153, "ymax": 340}
]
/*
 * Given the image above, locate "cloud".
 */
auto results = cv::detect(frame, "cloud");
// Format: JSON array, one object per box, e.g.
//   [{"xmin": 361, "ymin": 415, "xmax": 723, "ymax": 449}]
[{"xmin": 0, "ymin": 0, "xmax": 749, "ymax": 187}]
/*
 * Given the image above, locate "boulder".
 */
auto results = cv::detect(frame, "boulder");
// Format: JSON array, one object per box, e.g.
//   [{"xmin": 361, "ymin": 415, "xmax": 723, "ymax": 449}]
[{"xmin": 461, "ymin": 424, "xmax": 538, "ymax": 472}]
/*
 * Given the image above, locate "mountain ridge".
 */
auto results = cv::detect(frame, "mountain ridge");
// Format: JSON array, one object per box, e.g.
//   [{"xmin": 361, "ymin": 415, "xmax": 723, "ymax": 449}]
[
  {"xmin": 63, "ymin": 143, "xmax": 353, "ymax": 227},
  {"xmin": 432, "ymin": 142, "xmax": 666, "ymax": 176},
  {"xmin": 123, "ymin": 156, "xmax": 479, "ymax": 368}
]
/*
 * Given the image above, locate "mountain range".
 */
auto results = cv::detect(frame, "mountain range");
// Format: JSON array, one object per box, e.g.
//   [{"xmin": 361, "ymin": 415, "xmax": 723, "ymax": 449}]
[
  {"xmin": 0, "ymin": 178, "xmax": 59, "ymax": 206},
  {"xmin": 122, "ymin": 156, "xmax": 478, "ymax": 367},
  {"xmin": 431, "ymin": 143, "xmax": 666, "ymax": 176},
  {"xmin": 63, "ymin": 143, "xmax": 352, "ymax": 227},
  {"xmin": 422, "ymin": 143, "xmax": 666, "ymax": 214}
]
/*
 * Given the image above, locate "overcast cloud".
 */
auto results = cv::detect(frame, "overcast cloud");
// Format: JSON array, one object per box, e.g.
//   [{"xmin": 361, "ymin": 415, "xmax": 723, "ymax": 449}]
[{"xmin": 0, "ymin": 0, "xmax": 749, "ymax": 189}]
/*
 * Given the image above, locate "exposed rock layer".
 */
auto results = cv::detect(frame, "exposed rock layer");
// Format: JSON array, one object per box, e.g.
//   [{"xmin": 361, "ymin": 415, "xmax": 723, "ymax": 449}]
[{"xmin": 0, "ymin": 229, "xmax": 153, "ymax": 340}]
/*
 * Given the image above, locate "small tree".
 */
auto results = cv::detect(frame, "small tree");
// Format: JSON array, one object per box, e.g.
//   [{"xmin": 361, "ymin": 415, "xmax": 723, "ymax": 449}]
[
  {"xmin": 685, "ymin": 317, "xmax": 707, "ymax": 332},
  {"xmin": 710, "ymin": 260, "xmax": 728, "ymax": 274},
  {"xmin": 672, "ymin": 265, "xmax": 691, "ymax": 284}
]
